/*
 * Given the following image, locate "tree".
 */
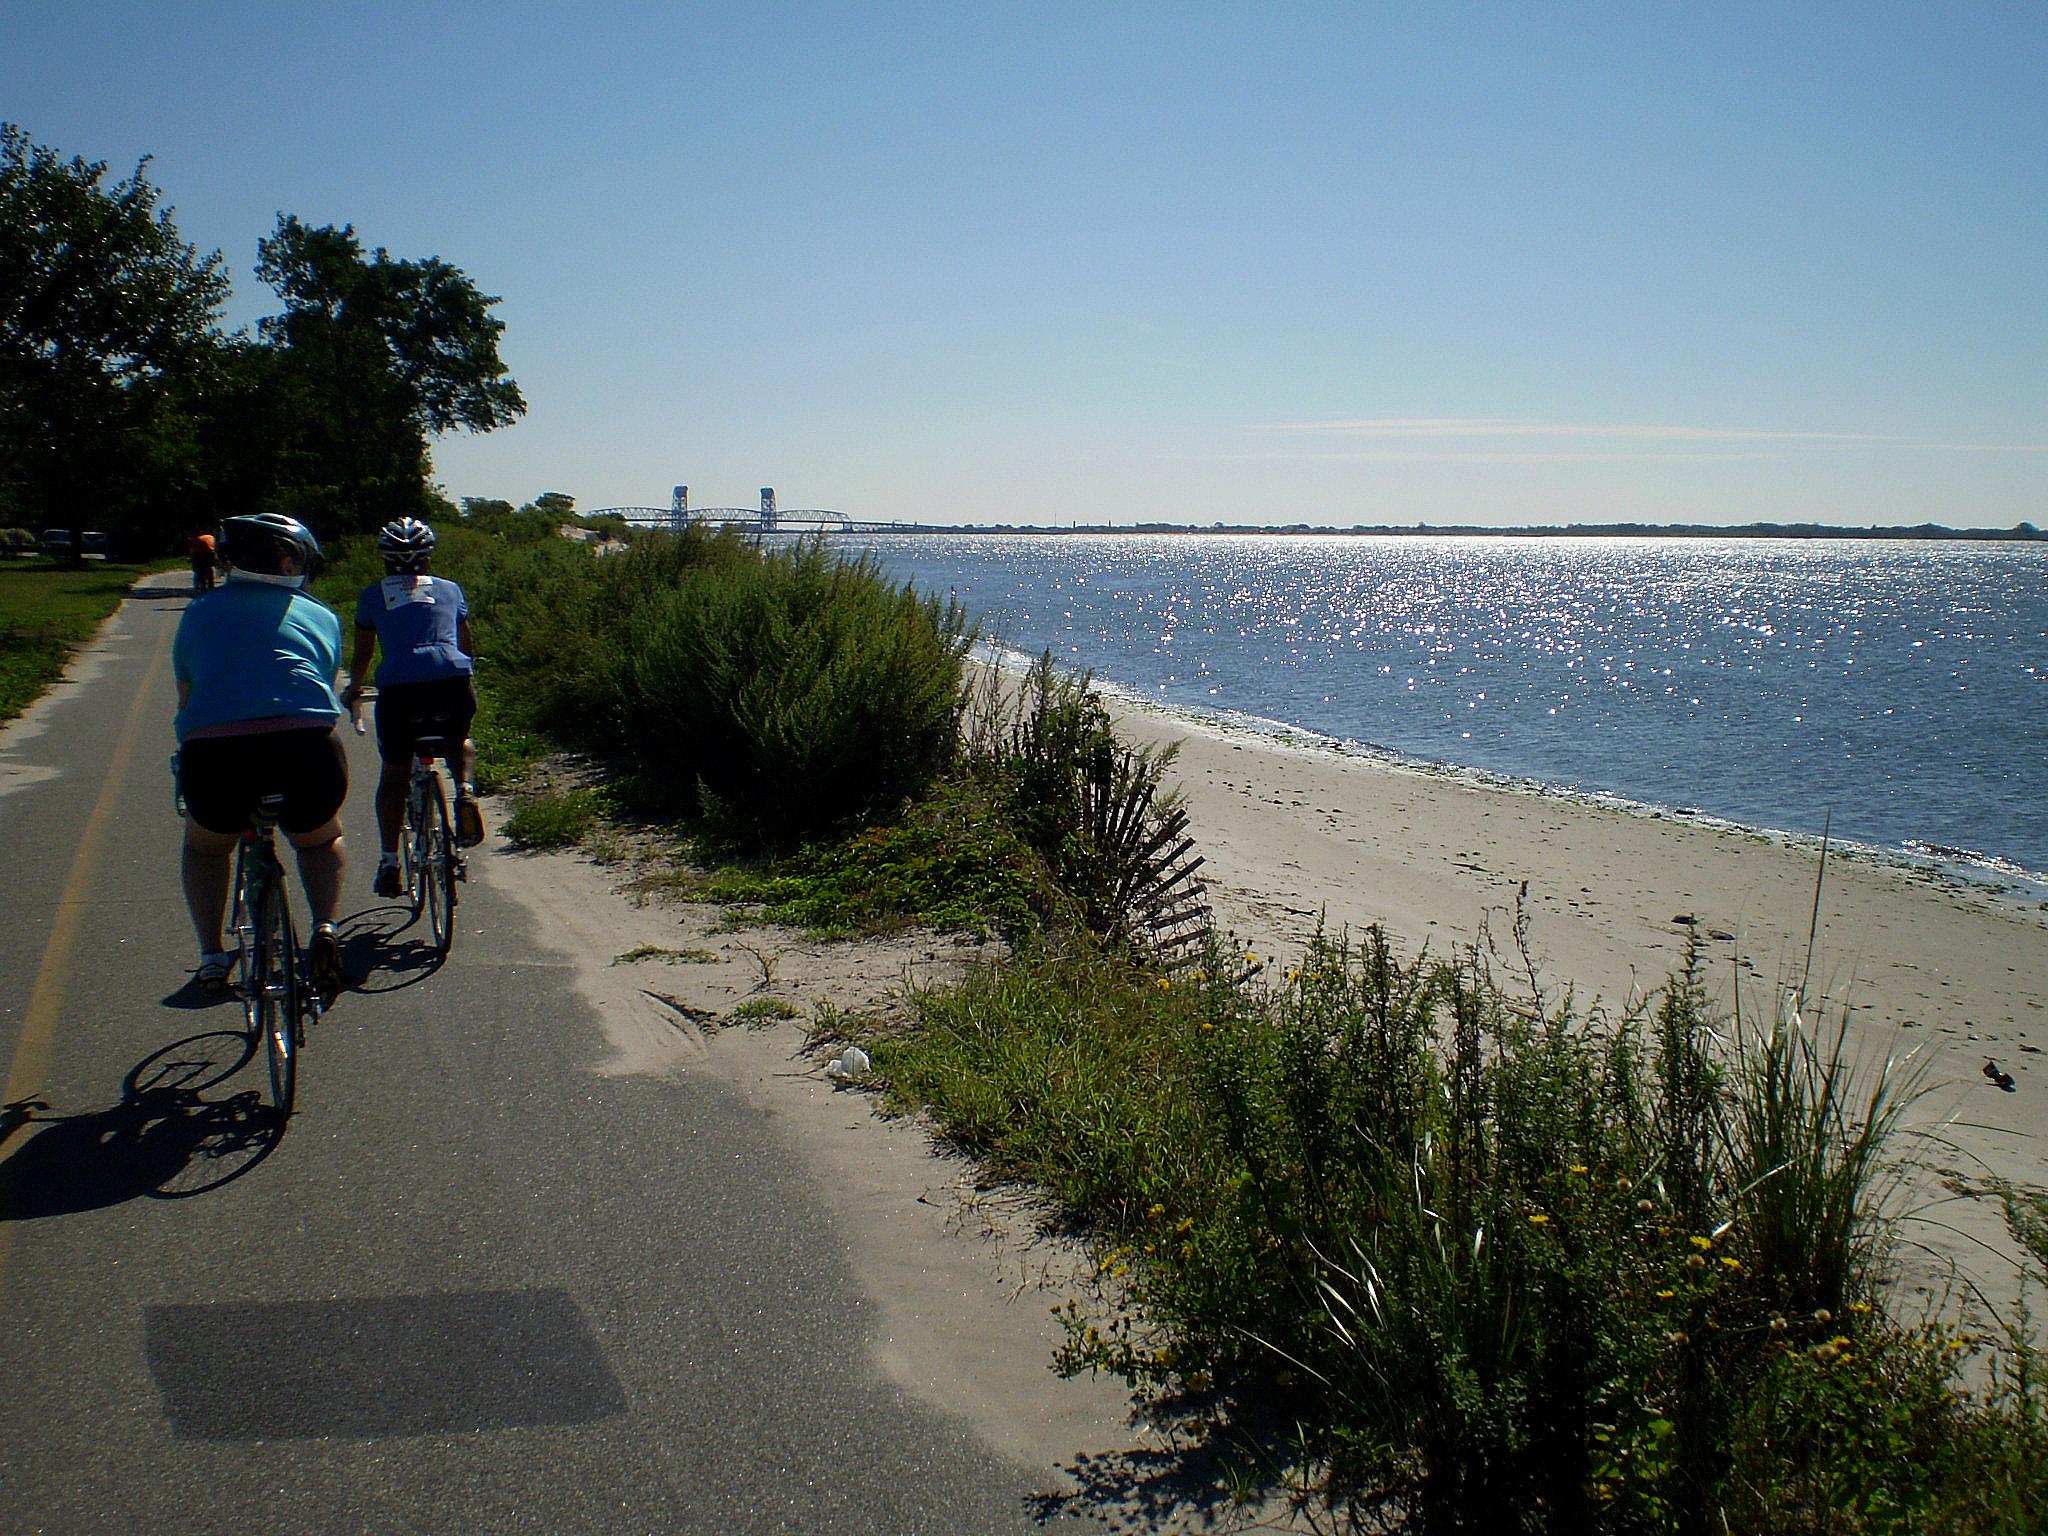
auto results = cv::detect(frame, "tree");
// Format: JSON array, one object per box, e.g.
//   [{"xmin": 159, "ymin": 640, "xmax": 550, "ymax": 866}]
[
  {"xmin": 256, "ymin": 216, "xmax": 523, "ymax": 532},
  {"xmin": 0, "ymin": 123, "xmax": 229, "ymax": 551}
]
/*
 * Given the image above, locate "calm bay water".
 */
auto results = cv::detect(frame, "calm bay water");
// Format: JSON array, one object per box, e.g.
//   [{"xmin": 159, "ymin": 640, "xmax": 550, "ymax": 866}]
[{"xmin": 852, "ymin": 533, "xmax": 2048, "ymax": 887}]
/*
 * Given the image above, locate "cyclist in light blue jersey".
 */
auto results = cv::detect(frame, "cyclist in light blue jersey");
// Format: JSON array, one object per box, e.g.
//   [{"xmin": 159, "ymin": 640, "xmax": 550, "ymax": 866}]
[
  {"xmin": 173, "ymin": 513, "xmax": 347, "ymax": 997},
  {"xmin": 340, "ymin": 517, "xmax": 483, "ymax": 899}
]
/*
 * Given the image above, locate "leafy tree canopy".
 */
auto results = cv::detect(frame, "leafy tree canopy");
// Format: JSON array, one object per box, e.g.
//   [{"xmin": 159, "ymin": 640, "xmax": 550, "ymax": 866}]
[
  {"xmin": 256, "ymin": 215, "xmax": 524, "ymax": 531},
  {"xmin": 0, "ymin": 123, "xmax": 229, "ymax": 539}
]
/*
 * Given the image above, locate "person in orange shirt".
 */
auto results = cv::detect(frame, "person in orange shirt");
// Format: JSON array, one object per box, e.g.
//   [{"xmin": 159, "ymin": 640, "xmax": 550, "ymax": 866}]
[{"xmin": 188, "ymin": 530, "xmax": 217, "ymax": 592}]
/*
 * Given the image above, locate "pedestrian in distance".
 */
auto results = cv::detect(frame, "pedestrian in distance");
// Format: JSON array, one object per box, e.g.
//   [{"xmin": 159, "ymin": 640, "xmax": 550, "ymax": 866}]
[
  {"xmin": 339, "ymin": 517, "xmax": 485, "ymax": 900},
  {"xmin": 187, "ymin": 529, "xmax": 216, "ymax": 592},
  {"xmin": 172, "ymin": 513, "xmax": 347, "ymax": 998}
]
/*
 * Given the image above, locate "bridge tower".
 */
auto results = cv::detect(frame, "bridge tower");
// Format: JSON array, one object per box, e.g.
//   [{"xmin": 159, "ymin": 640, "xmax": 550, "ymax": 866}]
[
  {"xmin": 760, "ymin": 487, "xmax": 777, "ymax": 533},
  {"xmin": 670, "ymin": 485, "xmax": 688, "ymax": 531}
]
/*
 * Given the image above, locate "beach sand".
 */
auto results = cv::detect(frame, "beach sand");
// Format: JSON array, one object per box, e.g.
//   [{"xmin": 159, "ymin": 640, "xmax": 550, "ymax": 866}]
[{"xmin": 1108, "ymin": 697, "xmax": 2047, "ymax": 1319}]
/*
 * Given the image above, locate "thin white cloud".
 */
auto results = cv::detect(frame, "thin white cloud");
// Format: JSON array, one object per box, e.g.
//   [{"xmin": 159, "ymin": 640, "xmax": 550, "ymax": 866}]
[
  {"xmin": 1228, "ymin": 449, "xmax": 1785, "ymax": 464},
  {"xmin": 1248, "ymin": 417, "xmax": 1898, "ymax": 444},
  {"xmin": 1919, "ymin": 441, "xmax": 2048, "ymax": 454}
]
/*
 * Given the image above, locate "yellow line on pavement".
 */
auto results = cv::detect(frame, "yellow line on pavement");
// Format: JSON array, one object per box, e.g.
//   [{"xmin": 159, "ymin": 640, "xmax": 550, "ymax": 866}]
[{"xmin": 0, "ymin": 604, "xmax": 172, "ymax": 1302}]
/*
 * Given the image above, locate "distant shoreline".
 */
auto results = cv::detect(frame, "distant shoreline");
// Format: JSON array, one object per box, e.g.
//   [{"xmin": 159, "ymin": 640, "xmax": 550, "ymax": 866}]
[{"xmin": 870, "ymin": 520, "xmax": 2045, "ymax": 541}]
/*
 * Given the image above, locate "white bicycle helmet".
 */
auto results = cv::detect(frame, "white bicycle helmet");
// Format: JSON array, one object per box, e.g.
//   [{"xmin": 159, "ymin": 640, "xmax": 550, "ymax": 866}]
[{"xmin": 376, "ymin": 516, "xmax": 437, "ymax": 572}]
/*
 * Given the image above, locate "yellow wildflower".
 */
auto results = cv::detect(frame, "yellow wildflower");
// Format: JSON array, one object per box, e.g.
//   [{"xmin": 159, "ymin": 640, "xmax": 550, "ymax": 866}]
[
  {"xmin": 1688, "ymin": 1234, "xmax": 1714, "ymax": 1251},
  {"xmin": 1528, "ymin": 1213, "xmax": 1551, "ymax": 1225}
]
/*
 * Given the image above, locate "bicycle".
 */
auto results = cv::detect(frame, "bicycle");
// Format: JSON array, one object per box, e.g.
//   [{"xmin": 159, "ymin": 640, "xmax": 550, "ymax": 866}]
[
  {"xmin": 398, "ymin": 732, "xmax": 464, "ymax": 959},
  {"xmin": 227, "ymin": 793, "xmax": 322, "ymax": 1119}
]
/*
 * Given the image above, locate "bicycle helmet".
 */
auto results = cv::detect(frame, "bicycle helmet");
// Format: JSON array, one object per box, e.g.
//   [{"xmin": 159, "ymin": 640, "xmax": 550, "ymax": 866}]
[
  {"xmin": 219, "ymin": 514, "xmax": 323, "ymax": 580},
  {"xmin": 377, "ymin": 516, "xmax": 437, "ymax": 572}
]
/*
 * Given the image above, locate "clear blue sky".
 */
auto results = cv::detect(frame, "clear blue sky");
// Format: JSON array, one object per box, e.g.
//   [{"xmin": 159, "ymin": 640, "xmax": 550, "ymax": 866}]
[{"xmin": 8, "ymin": 2, "xmax": 2045, "ymax": 527}]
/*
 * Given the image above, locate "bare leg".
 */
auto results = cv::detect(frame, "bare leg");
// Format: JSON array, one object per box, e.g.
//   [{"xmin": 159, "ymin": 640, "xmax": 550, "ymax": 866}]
[
  {"xmin": 287, "ymin": 820, "xmax": 346, "ymax": 927},
  {"xmin": 374, "ymin": 761, "xmax": 408, "ymax": 855},
  {"xmin": 460, "ymin": 737, "xmax": 478, "ymax": 791},
  {"xmin": 182, "ymin": 822, "xmax": 238, "ymax": 952}
]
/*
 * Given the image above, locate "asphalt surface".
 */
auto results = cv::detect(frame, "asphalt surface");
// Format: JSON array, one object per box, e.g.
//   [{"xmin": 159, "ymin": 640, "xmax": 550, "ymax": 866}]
[{"xmin": 0, "ymin": 578, "xmax": 1088, "ymax": 1534}]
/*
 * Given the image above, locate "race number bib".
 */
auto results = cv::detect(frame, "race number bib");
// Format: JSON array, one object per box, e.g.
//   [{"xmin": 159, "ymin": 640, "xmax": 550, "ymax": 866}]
[{"xmin": 380, "ymin": 575, "xmax": 438, "ymax": 610}]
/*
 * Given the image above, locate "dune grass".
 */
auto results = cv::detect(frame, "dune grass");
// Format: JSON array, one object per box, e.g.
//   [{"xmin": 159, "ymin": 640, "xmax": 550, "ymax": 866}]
[{"xmin": 865, "ymin": 927, "xmax": 2048, "ymax": 1532}]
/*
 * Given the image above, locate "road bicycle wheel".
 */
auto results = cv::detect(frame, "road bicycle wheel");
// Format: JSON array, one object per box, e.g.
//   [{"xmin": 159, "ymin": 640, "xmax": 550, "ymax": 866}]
[
  {"xmin": 423, "ymin": 772, "xmax": 457, "ymax": 957},
  {"xmin": 250, "ymin": 870, "xmax": 298, "ymax": 1117}
]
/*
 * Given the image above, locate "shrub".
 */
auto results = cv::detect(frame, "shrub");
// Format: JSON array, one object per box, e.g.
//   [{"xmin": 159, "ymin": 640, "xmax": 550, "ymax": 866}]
[
  {"xmin": 605, "ymin": 537, "xmax": 971, "ymax": 839},
  {"xmin": 965, "ymin": 655, "xmax": 1208, "ymax": 961}
]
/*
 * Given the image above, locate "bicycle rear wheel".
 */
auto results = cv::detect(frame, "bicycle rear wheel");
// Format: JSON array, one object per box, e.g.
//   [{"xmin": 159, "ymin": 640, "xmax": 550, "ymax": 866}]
[
  {"xmin": 250, "ymin": 872, "xmax": 298, "ymax": 1117},
  {"xmin": 423, "ymin": 772, "xmax": 457, "ymax": 957}
]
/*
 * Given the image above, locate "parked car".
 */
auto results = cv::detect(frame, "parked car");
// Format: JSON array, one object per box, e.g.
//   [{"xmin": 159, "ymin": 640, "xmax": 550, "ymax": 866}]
[{"xmin": 37, "ymin": 529, "xmax": 112, "ymax": 558}]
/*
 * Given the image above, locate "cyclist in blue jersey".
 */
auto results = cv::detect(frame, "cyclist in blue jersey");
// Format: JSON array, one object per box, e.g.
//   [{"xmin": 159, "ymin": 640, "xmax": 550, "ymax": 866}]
[
  {"xmin": 173, "ymin": 514, "xmax": 347, "ymax": 998},
  {"xmin": 340, "ymin": 517, "xmax": 484, "ymax": 900}
]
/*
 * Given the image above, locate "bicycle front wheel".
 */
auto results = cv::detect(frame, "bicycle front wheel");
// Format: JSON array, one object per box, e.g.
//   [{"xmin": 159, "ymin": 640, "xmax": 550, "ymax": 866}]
[
  {"xmin": 251, "ymin": 874, "xmax": 298, "ymax": 1117},
  {"xmin": 423, "ymin": 773, "xmax": 457, "ymax": 957}
]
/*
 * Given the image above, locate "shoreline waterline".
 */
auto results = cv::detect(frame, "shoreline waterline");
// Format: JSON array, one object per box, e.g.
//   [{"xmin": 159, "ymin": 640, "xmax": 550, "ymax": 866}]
[{"xmin": 979, "ymin": 641, "xmax": 2048, "ymax": 915}]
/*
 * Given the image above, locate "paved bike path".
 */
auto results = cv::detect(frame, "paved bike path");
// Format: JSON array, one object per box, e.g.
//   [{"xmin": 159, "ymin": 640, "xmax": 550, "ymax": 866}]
[{"xmin": 0, "ymin": 579, "xmax": 1091, "ymax": 1534}]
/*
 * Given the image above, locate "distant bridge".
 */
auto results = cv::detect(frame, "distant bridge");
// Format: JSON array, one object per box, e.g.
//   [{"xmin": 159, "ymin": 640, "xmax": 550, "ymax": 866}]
[
  {"xmin": 585, "ymin": 506, "xmax": 928, "ymax": 534},
  {"xmin": 585, "ymin": 487, "xmax": 925, "ymax": 536}
]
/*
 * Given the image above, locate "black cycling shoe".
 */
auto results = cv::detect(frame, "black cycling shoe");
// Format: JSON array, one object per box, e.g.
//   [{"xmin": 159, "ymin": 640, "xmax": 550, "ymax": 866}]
[
  {"xmin": 309, "ymin": 927, "xmax": 343, "ymax": 1004},
  {"xmin": 454, "ymin": 795, "xmax": 486, "ymax": 848},
  {"xmin": 373, "ymin": 861, "xmax": 402, "ymax": 899}
]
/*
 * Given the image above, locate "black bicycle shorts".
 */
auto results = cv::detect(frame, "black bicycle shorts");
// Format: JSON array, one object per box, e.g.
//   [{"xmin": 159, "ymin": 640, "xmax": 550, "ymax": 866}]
[
  {"xmin": 374, "ymin": 675, "xmax": 477, "ymax": 766},
  {"xmin": 178, "ymin": 727, "xmax": 348, "ymax": 836}
]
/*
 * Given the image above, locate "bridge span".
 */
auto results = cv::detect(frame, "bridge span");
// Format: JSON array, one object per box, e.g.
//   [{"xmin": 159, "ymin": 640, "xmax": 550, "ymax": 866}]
[
  {"xmin": 584, "ymin": 507, "xmax": 929, "ymax": 535},
  {"xmin": 584, "ymin": 487, "xmax": 928, "ymax": 536}
]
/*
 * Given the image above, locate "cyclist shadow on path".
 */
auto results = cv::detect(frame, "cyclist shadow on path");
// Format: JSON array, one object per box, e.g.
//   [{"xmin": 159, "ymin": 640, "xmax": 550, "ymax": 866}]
[
  {"xmin": 0, "ymin": 1030, "xmax": 283, "ymax": 1219},
  {"xmin": 340, "ymin": 902, "xmax": 448, "ymax": 994}
]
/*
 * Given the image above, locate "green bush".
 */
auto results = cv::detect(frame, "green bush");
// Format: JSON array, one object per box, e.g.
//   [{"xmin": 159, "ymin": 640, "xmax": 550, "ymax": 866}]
[
  {"xmin": 604, "ymin": 537, "xmax": 971, "ymax": 839},
  {"xmin": 964, "ymin": 655, "xmax": 1204, "ymax": 959}
]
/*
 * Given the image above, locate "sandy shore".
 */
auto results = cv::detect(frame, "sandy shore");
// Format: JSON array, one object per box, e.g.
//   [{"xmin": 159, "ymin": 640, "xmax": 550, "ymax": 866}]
[{"xmin": 1108, "ymin": 696, "xmax": 2047, "ymax": 1315}]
